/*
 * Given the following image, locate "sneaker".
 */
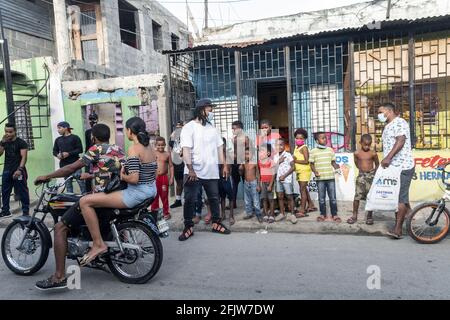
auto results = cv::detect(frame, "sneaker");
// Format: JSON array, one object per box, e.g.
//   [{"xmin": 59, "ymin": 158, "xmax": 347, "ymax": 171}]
[
  {"xmin": 170, "ymin": 200, "xmax": 182, "ymax": 209},
  {"xmin": 0, "ymin": 211, "xmax": 12, "ymax": 219},
  {"xmin": 287, "ymin": 214, "xmax": 298, "ymax": 224},
  {"xmin": 274, "ymin": 213, "xmax": 286, "ymax": 222},
  {"xmin": 243, "ymin": 214, "xmax": 255, "ymax": 220},
  {"xmin": 263, "ymin": 215, "xmax": 269, "ymax": 223},
  {"xmin": 257, "ymin": 215, "xmax": 264, "ymax": 223},
  {"xmin": 163, "ymin": 214, "xmax": 172, "ymax": 221},
  {"xmin": 35, "ymin": 276, "xmax": 67, "ymax": 291}
]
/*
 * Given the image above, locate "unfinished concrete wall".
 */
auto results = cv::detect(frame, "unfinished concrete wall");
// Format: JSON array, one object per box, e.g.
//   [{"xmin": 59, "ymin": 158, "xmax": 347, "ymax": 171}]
[
  {"xmin": 98, "ymin": 0, "xmax": 189, "ymax": 76},
  {"xmin": 5, "ymin": 28, "xmax": 55, "ymax": 61}
]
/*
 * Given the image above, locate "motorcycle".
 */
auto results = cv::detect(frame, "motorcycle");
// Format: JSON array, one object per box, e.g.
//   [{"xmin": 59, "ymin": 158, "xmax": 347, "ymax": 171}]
[{"xmin": 1, "ymin": 176, "xmax": 169, "ymax": 284}]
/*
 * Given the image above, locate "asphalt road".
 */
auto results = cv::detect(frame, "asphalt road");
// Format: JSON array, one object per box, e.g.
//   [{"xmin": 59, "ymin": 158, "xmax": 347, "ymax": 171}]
[{"xmin": 0, "ymin": 228, "xmax": 449, "ymax": 300}]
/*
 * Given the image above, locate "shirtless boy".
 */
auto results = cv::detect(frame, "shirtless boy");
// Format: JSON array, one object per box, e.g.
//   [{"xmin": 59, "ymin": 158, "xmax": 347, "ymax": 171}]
[
  {"xmin": 151, "ymin": 137, "xmax": 174, "ymax": 220},
  {"xmin": 347, "ymin": 134, "xmax": 379, "ymax": 225}
]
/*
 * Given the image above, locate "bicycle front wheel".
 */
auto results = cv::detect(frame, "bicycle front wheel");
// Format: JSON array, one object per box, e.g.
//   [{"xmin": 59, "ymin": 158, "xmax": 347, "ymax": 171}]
[{"xmin": 406, "ymin": 202, "xmax": 450, "ymax": 244}]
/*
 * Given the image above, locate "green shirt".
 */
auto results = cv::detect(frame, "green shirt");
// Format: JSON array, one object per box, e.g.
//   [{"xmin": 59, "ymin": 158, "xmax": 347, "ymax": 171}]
[{"xmin": 309, "ymin": 147, "xmax": 336, "ymax": 180}]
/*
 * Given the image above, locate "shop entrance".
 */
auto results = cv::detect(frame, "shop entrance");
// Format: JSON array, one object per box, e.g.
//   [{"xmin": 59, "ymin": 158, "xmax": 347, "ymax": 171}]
[{"xmin": 257, "ymin": 80, "xmax": 290, "ymax": 148}]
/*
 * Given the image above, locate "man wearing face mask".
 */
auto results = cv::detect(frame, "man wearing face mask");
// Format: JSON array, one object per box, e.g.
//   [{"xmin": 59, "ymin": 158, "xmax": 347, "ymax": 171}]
[
  {"xmin": 378, "ymin": 102, "xmax": 415, "ymax": 239},
  {"xmin": 178, "ymin": 98, "xmax": 231, "ymax": 241}
]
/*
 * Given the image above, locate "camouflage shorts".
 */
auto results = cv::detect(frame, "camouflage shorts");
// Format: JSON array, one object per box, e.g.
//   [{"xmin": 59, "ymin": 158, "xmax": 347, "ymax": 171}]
[{"xmin": 354, "ymin": 170, "xmax": 376, "ymax": 201}]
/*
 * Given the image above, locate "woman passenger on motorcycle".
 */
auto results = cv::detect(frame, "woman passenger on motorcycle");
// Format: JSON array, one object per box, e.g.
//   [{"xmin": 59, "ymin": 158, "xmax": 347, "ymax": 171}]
[{"xmin": 78, "ymin": 117, "xmax": 157, "ymax": 266}]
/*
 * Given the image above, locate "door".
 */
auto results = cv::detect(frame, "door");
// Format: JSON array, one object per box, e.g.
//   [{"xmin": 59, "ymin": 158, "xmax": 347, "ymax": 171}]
[{"xmin": 239, "ymin": 79, "xmax": 258, "ymax": 141}]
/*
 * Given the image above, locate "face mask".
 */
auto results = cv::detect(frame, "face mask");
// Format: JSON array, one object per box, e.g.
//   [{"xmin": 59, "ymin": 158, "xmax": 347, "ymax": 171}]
[
  {"xmin": 207, "ymin": 112, "xmax": 214, "ymax": 123},
  {"xmin": 317, "ymin": 143, "xmax": 327, "ymax": 149},
  {"xmin": 378, "ymin": 112, "xmax": 387, "ymax": 123},
  {"xmin": 295, "ymin": 139, "xmax": 305, "ymax": 147}
]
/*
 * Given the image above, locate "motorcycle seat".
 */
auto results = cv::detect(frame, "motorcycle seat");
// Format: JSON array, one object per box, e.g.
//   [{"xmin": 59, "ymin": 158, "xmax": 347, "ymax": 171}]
[{"xmin": 117, "ymin": 197, "xmax": 155, "ymax": 217}]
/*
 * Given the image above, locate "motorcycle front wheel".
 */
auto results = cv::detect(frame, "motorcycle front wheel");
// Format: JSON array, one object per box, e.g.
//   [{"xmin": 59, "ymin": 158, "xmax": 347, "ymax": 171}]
[
  {"xmin": 1, "ymin": 221, "xmax": 50, "ymax": 275},
  {"xmin": 106, "ymin": 221, "xmax": 163, "ymax": 284}
]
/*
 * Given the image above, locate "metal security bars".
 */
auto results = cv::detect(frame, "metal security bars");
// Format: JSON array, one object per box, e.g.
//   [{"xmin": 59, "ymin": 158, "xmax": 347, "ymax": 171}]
[
  {"xmin": 353, "ymin": 32, "xmax": 410, "ymax": 152},
  {"xmin": 167, "ymin": 22, "xmax": 450, "ymax": 152},
  {"xmin": 290, "ymin": 41, "xmax": 351, "ymax": 151},
  {"xmin": 413, "ymin": 30, "xmax": 450, "ymax": 150}
]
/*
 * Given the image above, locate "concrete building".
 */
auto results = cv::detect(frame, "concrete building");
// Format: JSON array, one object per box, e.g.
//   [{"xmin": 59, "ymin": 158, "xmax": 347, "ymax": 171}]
[
  {"xmin": 0, "ymin": 0, "xmax": 189, "ymax": 193},
  {"xmin": 165, "ymin": 0, "xmax": 450, "ymax": 202}
]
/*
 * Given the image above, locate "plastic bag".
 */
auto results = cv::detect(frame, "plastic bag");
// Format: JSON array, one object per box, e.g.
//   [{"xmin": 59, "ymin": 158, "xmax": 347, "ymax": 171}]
[{"xmin": 365, "ymin": 166, "xmax": 401, "ymax": 211}]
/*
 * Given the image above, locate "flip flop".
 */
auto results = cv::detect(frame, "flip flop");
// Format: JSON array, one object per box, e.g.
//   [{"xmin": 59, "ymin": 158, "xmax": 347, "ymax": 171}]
[
  {"xmin": 316, "ymin": 215, "xmax": 326, "ymax": 222},
  {"xmin": 79, "ymin": 248, "xmax": 108, "ymax": 267},
  {"xmin": 307, "ymin": 207, "xmax": 318, "ymax": 213},
  {"xmin": 387, "ymin": 230, "xmax": 403, "ymax": 239},
  {"xmin": 347, "ymin": 216, "xmax": 358, "ymax": 224},
  {"xmin": 365, "ymin": 218, "xmax": 374, "ymax": 225}
]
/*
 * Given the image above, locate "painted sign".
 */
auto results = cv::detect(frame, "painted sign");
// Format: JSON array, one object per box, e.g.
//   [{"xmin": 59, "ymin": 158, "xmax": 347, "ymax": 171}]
[{"xmin": 306, "ymin": 150, "xmax": 450, "ymax": 202}]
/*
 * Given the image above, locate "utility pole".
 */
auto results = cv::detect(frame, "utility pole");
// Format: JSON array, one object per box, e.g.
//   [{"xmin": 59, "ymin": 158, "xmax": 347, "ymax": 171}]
[
  {"xmin": 204, "ymin": 0, "xmax": 208, "ymax": 29},
  {"xmin": 386, "ymin": 0, "xmax": 392, "ymax": 19},
  {"xmin": 0, "ymin": 8, "xmax": 15, "ymax": 124}
]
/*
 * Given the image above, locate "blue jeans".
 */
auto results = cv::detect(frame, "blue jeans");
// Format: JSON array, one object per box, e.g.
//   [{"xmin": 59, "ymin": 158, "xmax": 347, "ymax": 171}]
[
  {"xmin": 2, "ymin": 169, "xmax": 30, "ymax": 215},
  {"xmin": 65, "ymin": 169, "xmax": 86, "ymax": 194},
  {"xmin": 244, "ymin": 180, "xmax": 261, "ymax": 217},
  {"xmin": 317, "ymin": 179, "xmax": 338, "ymax": 216}
]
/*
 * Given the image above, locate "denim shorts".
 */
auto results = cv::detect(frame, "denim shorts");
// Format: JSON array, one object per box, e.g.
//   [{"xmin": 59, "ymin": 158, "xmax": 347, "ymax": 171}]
[
  {"xmin": 276, "ymin": 180, "xmax": 294, "ymax": 195},
  {"xmin": 121, "ymin": 182, "xmax": 157, "ymax": 208}
]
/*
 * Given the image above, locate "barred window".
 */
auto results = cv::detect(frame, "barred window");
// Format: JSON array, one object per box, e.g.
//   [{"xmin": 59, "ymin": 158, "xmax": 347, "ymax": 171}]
[{"xmin": 15, "ymin": 102, "xmax": 34, "ymax": 150}]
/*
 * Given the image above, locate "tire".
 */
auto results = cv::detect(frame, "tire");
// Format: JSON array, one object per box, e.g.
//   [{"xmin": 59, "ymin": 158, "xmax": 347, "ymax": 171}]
[
  {"xmin": 406, "ymin": 202, "xmax": 450, "ymax": 244},
  {"xmin": 106, "ymin": 221, "xmax": 163, "ymax": 284},
  {"xmin": 1, "ymin": 221, "xmax": 50, "ymax": 275}
]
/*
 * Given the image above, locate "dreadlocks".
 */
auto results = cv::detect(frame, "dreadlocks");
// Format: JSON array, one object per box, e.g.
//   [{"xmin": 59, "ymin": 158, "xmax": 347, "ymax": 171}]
[{"xmin": 193, "ymin": 105, "xmax": 209, "ymax": 126}]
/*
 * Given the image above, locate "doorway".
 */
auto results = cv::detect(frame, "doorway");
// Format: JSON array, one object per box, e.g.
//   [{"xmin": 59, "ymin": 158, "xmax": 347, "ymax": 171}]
[
  {"xmin": 83, "ymin": 103, "xmax": 124, "ymax": 149},
  {"xmin": 257, "ymin": 80, "xmax": 290, "ymax": 148}
]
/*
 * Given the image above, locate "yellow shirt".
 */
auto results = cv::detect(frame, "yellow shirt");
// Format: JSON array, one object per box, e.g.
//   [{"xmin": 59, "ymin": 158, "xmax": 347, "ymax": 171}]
[{"xmin": 294, "ymin": 145, "xmax": 312, "ymax": 181}]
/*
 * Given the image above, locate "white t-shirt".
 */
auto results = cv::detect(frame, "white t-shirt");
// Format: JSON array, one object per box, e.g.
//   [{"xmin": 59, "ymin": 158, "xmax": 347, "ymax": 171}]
[
  {"xmin": 273, "ymin": 151, "xmax": 294, "ymax": 183},
  {"xmin": 382, "ymin": 117, "xmax": 415, "ymax": 170},
  {"xmin": 180, "ymin": 120, "xmax": 223, "ymax": 179}
]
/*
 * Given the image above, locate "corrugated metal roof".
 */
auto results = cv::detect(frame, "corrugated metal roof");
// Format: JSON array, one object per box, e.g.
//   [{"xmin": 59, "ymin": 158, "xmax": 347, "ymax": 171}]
[{"xmin": 164, "ymin": 0, "xmax": 450, "ymax": 53}]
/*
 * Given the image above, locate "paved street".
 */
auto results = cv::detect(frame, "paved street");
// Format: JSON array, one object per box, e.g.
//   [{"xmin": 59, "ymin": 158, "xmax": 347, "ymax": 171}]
[{"xmin": 0, "ymin": 228, "xmax": 449, "ymax": 300}]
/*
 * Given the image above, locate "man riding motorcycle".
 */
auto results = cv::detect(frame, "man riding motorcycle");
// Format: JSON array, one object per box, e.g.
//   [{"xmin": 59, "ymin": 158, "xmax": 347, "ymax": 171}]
[{"xmin": 34, "ymin": 123, "xmax": 125, "ymax": 290}]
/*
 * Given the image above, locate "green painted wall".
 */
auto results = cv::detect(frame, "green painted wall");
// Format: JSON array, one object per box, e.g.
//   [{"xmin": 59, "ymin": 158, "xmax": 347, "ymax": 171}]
[
  {"xmin": 63, "ymin": 90, "xmax": 142, "ymax": 153},
  {"xmin": 0, "ymin": 57, "xmax": 54, "ymax": 196}
]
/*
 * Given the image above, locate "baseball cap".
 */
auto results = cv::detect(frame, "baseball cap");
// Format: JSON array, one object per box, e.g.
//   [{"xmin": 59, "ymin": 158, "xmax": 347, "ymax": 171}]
[
  {"xmin": 57, "ymin": 121, "xmax": 73, "ymax": 130},
  {"xmin": 195, "ymin": 98, "xmax": 214, "ymax": 108}
]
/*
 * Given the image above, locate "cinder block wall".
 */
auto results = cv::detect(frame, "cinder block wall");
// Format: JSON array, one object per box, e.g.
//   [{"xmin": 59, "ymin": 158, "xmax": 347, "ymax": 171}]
[
  {"xmin": 100, "ymin": 0, "xmax": 189, "ymax": 77},
  {"xmin": 5, "ymin": 28, "xmax": 55, "ymax": 61}
]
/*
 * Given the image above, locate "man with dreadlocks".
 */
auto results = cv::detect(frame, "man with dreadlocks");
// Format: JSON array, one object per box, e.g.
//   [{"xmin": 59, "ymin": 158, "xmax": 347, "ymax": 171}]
[{"xmin": 178, "ymin": 98, "xmax": 231, "ymax": 241}]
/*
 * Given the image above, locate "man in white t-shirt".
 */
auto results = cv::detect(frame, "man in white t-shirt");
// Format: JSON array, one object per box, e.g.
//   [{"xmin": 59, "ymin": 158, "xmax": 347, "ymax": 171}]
[
  {"xmin": 379, "ymin": 102, "xmax": 415, "ymax": 240},
  {"xmin": 178, "ymin": 98, "xmax": 231, "ymax": 241}
]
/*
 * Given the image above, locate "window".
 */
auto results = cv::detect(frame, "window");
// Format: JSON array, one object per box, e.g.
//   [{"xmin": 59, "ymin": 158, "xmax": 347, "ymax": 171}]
[
  {"xmin": 152, "ymin": 21, "xmax": 163, "ymax": 51},
  {"xmin": 118, "ymin": 0, "xmax": 140, "ymax": 49},
  {"xmin": 15, "ymin": 102, "xmax": 34, "ymax": 150},
  {"xmin": 171, "ymin": 33, "xmax": 180, "ymax": 51}
]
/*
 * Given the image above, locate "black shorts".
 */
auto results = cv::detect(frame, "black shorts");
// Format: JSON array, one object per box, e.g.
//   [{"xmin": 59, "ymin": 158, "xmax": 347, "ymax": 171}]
[
  {"xmin": 60, "ymin": 201, "xmax": 85, "ymax": 232},
  {"xmin": 174, "ymin": 163, "xmax": 185, "ymax": 181}
]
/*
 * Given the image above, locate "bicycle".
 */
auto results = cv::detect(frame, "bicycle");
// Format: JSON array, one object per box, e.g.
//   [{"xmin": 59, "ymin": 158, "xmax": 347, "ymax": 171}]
[{"xmin": 406, "ymin": 162, "xmax": 450, "ymax": 244}]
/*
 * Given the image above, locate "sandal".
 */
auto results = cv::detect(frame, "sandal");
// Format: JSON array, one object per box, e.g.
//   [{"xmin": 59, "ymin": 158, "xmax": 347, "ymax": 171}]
[
  {"xmin": 316, "ymin": 215, "xmax": 326, "ymax": 222},
  {"xmin": 307, "ymin": 207, "xmax": 318, "ymax": 213},
  {"xmin": 295, "ymin": 211, "xmax": 308, "ymax": 218},
  {"xmin": 347, "ymin": 216, "xmax": 358, "ymax": 224},
  {"xmin": 366, "ymin": 217, "xmax": 374, "ymax": 225},
  {"xmin": 178, "ymin": 227, "xmax": 194, "ymax": 241},
  {"xmin": 333, "ymin": 216, "xmax": 342, "ymax": 223},
  {"xmin": 79, "ymin": 248, "xmax": 108, "ymax": 267},
  {"xmin": 386, "ymin": 230, "xmax": 403, "ymax": 239},
  {"xmin": 212, "ymin": 222, "xmax": 231, "ymax": 235}
]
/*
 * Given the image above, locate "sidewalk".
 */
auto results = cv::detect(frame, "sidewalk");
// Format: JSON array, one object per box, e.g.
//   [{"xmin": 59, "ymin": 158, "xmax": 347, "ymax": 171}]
[
  {"xmin": 164, "ymin": 200, "xmax": 419, "ymax": 237},
  {"xmin": 0, "ymin": 197, "xmax": 39, "ymax": 228}
]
